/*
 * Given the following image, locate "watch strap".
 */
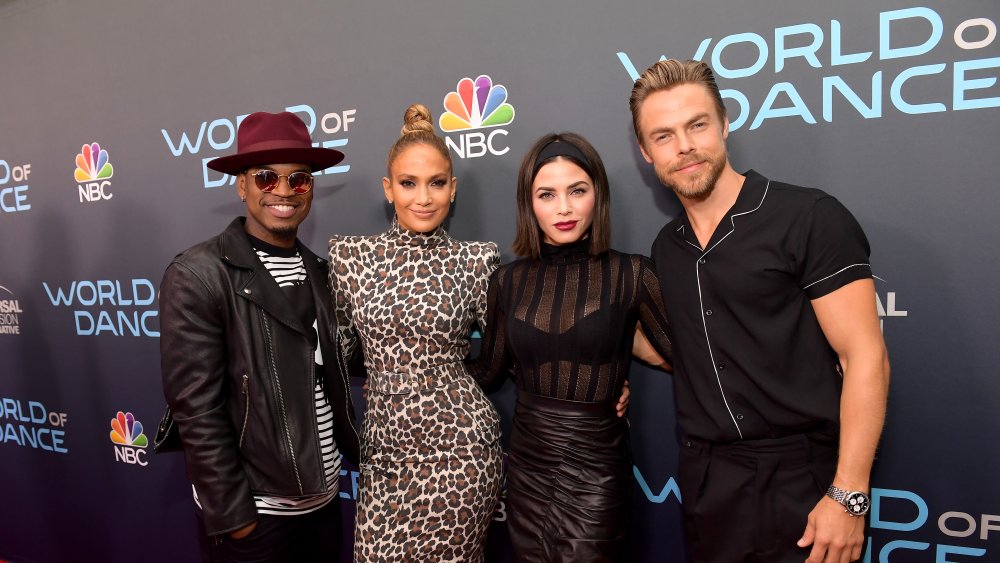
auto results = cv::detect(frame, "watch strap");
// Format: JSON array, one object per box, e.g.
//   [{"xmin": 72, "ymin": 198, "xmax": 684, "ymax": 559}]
[
  {"xmin": 826, "ymin": 484, "xmax": 870, "ymax": 516},
  {"xmin": 826, "ymin": 484, "xmax": 849, "ymax": 504}
]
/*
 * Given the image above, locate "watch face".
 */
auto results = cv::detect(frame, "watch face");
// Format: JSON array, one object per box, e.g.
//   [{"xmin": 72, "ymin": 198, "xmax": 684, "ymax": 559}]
[{"xmin": 845, "ymin": 492, "xmax": 870, "ymax": 515}]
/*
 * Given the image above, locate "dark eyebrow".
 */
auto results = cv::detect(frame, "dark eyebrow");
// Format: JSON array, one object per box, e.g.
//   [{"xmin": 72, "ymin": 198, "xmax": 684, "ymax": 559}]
[
  {"xmin": 688, "ymin": 112, "xmax": 711, "ymax": 125},
  {"xmin": 646, "ymin": 125, "xmax": 672, "ymax": 140},
  {"xmin": 534, "ymin": 180, "xmax": 591, "ymax": 192},
  {"xmin": 647, "ymin": 112, "xmax": 711, "ymax": 139},
  {"xmin": 253, "ymin": 165, "xmax": 310, "ymax": 173},
  {"xmin": 397, "ymin": 173, "xmax": 449, "ymax": 180}
]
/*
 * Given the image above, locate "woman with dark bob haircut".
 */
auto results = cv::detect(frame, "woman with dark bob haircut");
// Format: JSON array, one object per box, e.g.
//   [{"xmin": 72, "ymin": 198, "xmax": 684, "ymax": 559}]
[{"xmin": 470, "ymin": 132, "xmax": 673, "ymax": 562}]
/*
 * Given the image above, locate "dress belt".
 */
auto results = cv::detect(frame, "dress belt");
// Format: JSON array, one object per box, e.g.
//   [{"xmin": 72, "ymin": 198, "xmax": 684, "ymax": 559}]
[
  {"xmin": 367, "ymin": 361, "xmax": 466, "ymax": 395},
  {"xmin": 516, "ymin": 389, "xmax": 617, "ymax": 416}
]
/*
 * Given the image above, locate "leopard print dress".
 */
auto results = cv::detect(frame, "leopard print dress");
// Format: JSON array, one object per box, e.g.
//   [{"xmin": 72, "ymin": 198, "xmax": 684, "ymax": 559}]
[{"xmin": 329, "ymin": 220, "xmax": 503, "ymax": 562}]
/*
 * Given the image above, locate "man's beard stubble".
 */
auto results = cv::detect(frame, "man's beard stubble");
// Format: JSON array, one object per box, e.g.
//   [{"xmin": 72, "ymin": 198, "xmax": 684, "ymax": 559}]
[{"xmin": 657, "ymin": 152, "xmax": 727, "ymax": 202}]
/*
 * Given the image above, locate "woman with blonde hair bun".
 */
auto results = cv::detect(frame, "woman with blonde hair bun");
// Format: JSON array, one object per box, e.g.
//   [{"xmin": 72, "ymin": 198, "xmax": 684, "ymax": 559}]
[{"xmin": 329, "ymin": 103, "xmax": 503, "ymax": 561}]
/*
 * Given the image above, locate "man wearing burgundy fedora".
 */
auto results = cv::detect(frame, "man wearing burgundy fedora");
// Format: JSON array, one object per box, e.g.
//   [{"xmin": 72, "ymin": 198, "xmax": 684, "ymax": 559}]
[{"xmin": 159, "ymin": 111, "xmax": 361, "ymax": 562}]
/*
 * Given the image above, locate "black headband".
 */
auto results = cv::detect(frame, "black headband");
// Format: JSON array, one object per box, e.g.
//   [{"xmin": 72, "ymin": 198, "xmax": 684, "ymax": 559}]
[{"xmin": 532, "ymin": 139, "xmax": 593, "ymax": 179}]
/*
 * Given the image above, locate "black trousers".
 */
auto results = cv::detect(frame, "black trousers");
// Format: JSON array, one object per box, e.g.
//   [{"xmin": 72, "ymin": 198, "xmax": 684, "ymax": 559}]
[
  {"xmin": 197, "ymin": 498, "xmax": 344, "ymax": 563},
  {"xmin": 678, "ymin": 433, "xmax": 838, "ymax": 563}
]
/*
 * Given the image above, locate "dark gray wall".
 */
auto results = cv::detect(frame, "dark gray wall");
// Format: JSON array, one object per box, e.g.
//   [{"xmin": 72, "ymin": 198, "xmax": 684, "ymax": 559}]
[{"xmin": 1, "ymin": 0, "xmax": 998, "ymax": 561}]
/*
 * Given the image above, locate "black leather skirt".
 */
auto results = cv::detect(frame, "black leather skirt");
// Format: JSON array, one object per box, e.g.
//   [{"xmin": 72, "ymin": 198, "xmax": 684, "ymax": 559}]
[{"xmin": 507, "ymin": 391, "xmax": 631, "ymax": 562}]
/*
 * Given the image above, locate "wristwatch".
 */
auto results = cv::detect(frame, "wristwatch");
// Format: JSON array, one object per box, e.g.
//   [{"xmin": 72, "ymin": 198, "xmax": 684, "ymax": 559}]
[{"xmin": 826, "ymin": 485, "xmax": 870, "ymax": 516}]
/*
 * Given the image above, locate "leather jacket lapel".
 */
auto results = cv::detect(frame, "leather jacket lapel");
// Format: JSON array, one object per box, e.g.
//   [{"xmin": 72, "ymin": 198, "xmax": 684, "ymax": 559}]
[{"xmin": 219, "ymin": 218, "xmax": 310, "ymax": 337}]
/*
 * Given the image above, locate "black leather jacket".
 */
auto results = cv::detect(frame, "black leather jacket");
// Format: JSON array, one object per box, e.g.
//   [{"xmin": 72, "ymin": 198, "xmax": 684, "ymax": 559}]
[{"xmin": 159, "ymin": 218, "xmax": 360, "ymax": 536}]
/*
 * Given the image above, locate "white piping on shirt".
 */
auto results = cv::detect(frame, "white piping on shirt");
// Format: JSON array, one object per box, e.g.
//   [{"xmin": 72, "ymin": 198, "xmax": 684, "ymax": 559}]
[
  {"xmin": 802, "ymin": 263, "xmax": 871, "ymax": 289},
  {"xmin": 689, "ymin": 180, "xmax": 771, "ymax": 440}
]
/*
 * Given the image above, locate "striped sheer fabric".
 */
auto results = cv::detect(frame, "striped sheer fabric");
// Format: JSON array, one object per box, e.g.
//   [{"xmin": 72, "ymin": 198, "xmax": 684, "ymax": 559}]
[{"xmin": 472, "ymin": 241, "xmax": 672, "ymax": 402}]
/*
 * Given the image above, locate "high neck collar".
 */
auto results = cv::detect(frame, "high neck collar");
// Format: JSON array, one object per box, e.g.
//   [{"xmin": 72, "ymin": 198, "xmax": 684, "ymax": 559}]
[
  {"xmin": 540, "ymin": 237, "xmax": 592, "ymax": 264},
  {"xmin": 386, "ymin": 216, "xmax": 449, "ymax": 248}
]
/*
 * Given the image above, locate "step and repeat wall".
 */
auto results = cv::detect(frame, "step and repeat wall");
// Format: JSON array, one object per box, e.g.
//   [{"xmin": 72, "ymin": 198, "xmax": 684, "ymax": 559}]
[{"xmin": 1, "ymin": 0, "xmax": 998, "ymax": 561}]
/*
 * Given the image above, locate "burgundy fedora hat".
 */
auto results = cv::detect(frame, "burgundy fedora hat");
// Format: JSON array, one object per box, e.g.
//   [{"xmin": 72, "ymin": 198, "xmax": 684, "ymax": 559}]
[{"xmin": 206, "ymin": 111, "xmax": 345, "ymax": 175}]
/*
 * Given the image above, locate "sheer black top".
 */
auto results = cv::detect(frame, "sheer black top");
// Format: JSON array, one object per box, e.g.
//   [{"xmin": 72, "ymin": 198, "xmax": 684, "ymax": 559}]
[{"xmin": 471, "ymin": 239, "xmax": 672, "ymax": 402}]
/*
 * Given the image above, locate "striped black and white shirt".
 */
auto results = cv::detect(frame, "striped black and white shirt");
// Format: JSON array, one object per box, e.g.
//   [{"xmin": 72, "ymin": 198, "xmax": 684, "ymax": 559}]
[{"xmin": 254, "ymin": 245, "xmax": 341, "ymax": 515}]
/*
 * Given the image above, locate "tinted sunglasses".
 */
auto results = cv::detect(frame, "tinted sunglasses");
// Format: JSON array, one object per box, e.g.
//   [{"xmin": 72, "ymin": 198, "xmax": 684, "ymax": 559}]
[{"xmin": 247, "ymin": 169, "xmax": 314, "ymax": 194}]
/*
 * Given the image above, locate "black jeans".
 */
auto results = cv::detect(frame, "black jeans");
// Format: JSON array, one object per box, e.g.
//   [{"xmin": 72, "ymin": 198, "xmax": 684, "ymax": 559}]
[{"xmin": 197, "ymin": 499, "xmax": 343, "ymax": 563}]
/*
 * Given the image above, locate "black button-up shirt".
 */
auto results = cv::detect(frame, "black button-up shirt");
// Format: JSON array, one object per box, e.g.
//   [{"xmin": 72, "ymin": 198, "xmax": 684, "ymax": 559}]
[{"xmin": 651, "ymin": 170, "xmax": 872, "ymax": 442}]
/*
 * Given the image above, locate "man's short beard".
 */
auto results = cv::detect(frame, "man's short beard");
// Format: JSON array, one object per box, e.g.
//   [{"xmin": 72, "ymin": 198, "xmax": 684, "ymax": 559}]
[
  {"xmin": 659, "ymin": 154, "xmax": 726, "ymax": 202},
  {"xmin": 269, "ymin": 225, "xmax": 298, "ymax": 237}
]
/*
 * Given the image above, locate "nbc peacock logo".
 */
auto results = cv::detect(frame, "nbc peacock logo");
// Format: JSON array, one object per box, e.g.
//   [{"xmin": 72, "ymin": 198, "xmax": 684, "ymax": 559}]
[
  {"xmin": 74, "ymin": 143, "xmax": 114, "ymax": 182},
  {"xmin": 74, "ymin": 142, "xmax": 115, "ymax": 203},
  {"xmin": 439, "ymin": 75, "xmax": 515, "ymax": 131},
  {"xmin": 439, "ymin": 74, "xmax": 514, "ymax": 159},
  {"xmin": 110, "ymin": 410, "xmax": 149, "ymax": 466}
]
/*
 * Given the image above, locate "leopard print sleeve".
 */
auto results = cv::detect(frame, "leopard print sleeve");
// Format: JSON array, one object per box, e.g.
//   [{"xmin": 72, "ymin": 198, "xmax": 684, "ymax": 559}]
[
  {"xmin": 328, "ymin": 235, "xmax": 358, "ymax": 362},
  {"xmin": 473, "ymin": 242, "xmax": 501, "ymax": 331}
]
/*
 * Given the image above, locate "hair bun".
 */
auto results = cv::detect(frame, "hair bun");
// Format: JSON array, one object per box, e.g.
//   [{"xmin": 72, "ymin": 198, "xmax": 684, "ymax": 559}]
[{"xmin": 401, "ymin": 103, "xmax": 435, "ymax": 136}]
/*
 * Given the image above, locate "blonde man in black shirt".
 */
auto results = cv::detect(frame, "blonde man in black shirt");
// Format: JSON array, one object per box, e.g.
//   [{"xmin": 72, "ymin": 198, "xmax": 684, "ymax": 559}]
[{"xmin": 630, "ymin": 59, "xmax": 890, "ymax": 563}]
